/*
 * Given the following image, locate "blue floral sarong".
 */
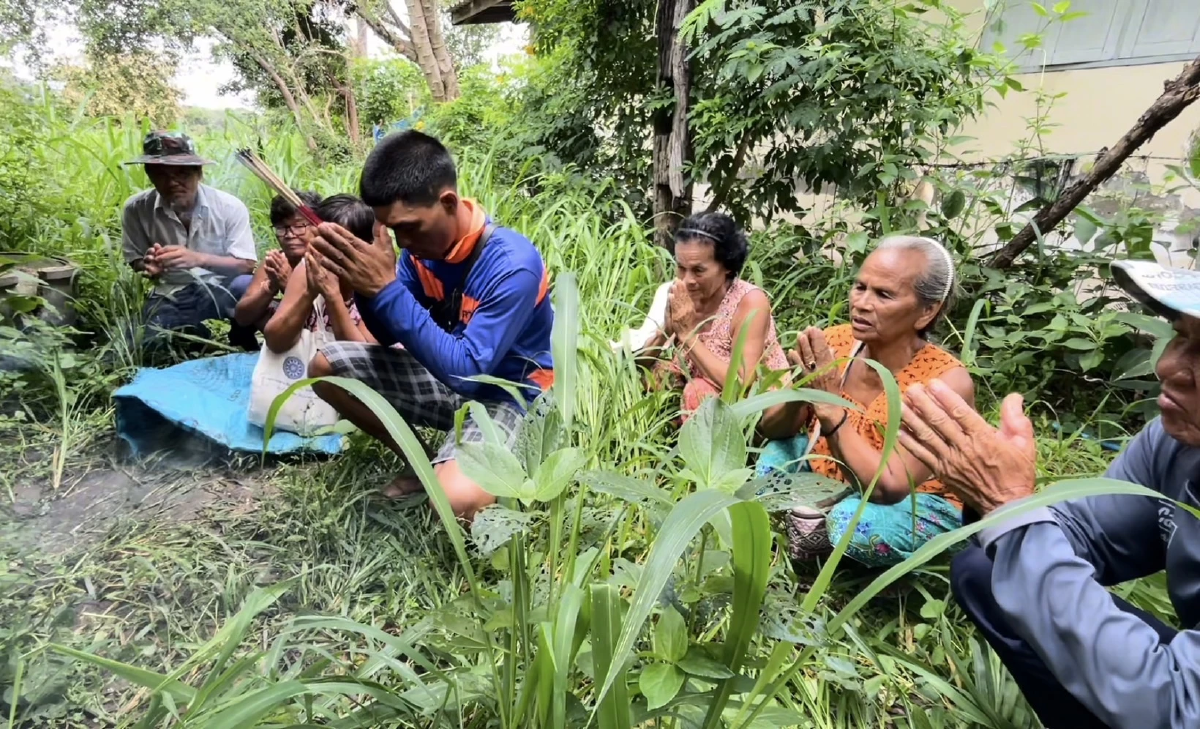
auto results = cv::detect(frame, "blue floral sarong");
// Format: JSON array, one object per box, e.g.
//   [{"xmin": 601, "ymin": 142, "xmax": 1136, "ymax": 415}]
[{"xmin": 756, "ymin": 433, "xmax": 961, "ymax": 567}]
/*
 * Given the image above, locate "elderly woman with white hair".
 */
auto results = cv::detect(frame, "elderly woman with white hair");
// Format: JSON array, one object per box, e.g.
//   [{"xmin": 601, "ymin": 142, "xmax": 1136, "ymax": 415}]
[{"xmin": 759, "ymin": 235, "xmax": 976, "ymax": 566}]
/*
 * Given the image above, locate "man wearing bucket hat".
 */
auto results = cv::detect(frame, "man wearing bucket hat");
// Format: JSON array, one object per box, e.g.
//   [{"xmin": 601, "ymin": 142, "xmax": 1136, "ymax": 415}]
[
  {"xmin": 122, "ymin": 130, "xmax": 258, "ymax": 349},
  {"xmin": 898, "ymin": 259, "xmax": 1200, "ymax": 728}
]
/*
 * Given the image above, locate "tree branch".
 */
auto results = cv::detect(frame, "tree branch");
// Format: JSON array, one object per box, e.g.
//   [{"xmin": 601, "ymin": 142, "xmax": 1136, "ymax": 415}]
[
  {"xmin": 421, "ymin": 0, "xmax": 459, "ymax": 99},
  {"xmin": 989, "ymin": 55, "xmax": 1200, "ymax": 269},
  {"xmin": 248, "ymin": 50, "xmax": 317, "ymax": 153},
  {"xmin": 343, "ymin": 82, "xmax": 360, "ymax": 146},
  {"xmin": 403, "ymin": 0, "xmax": 447, "ymax": 102},
  {"xmin": 384, "ymin": 3, "xmax": 412, "ymax": 38},
  {"xmin": 356, "ymin": 6, "xmax": 416, "ymax": 62}
]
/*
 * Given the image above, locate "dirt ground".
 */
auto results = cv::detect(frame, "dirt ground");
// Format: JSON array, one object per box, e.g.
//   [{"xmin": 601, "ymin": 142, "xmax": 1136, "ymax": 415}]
[
  {"xmin": 1, "ymin": 445, "xmax": 272, "ymax": 560},
  {"xmin": 0, "ymin": 430, "xmax": 298, "ymax": 727}
]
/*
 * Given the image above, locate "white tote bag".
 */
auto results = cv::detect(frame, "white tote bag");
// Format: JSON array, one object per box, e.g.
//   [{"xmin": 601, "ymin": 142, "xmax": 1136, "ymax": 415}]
[{"xmin": 247, "ymin": 299, "xmax": 341, "ymax": 436}]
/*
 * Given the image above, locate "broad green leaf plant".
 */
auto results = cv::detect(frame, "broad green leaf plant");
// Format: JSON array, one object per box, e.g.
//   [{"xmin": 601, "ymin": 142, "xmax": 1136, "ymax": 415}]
[{"xmin": 45, "ymin": 269, "xmax": 1178, "ymax": 727}]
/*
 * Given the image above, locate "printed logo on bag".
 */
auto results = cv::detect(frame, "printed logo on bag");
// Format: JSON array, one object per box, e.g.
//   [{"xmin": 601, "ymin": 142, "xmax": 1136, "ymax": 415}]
[{"xmin": 283, "ymin": 356, "xmax": 306, "ymax": 380}]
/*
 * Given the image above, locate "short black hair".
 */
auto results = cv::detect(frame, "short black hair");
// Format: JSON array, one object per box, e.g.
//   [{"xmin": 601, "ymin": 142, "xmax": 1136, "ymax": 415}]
[
  {"xmin": 314, "ymin": 194, "xmax": 376, "ymax": 242},
  {"xmin": 269, "ymin": 191, "xmax": 321, "ymax": 227},
  {"xmin": 671, "ymin": 212, "xmax": 750, "ymax": 279},
  {"xmin": 359, "ymin": 130, "xmax": 457, "ymax": 207}
]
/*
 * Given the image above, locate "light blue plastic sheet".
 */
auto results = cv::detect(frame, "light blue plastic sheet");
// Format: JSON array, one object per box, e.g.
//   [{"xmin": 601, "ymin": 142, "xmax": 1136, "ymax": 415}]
[{"xmin": 114, "ymin": 353, "xmax": 345, "ymax": 457}]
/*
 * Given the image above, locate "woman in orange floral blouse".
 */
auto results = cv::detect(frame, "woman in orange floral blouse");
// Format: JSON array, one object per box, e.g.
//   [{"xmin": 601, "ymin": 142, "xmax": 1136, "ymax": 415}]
[{"xmin": 758, "ymin": 236, "xmax": 975, "ymax": 566}]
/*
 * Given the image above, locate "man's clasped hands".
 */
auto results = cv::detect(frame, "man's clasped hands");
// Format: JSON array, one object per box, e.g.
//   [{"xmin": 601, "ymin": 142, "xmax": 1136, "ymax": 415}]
[{"xmin": 140, "ymin": 243, "xmax": 204, "ymax": 278}]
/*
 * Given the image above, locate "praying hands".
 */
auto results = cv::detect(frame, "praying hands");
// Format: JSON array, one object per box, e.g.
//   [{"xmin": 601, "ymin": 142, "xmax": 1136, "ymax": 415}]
[{"xmin": 311, "ymin": 221, "xmax": 397, "ymax": 297}]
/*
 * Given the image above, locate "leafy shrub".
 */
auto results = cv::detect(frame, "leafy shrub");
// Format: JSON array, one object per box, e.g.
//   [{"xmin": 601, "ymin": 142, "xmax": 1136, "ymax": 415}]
[
  {"xmin": 425, "ymin": 65, "xmax": 517, "ymax": 153},
  {"xmin": 352, "ymin": 56, "xmax": 430, "ymax": 129},
  {"xmin": 0, "ymin": 80, "xmax": 53, "ymax": 251}
]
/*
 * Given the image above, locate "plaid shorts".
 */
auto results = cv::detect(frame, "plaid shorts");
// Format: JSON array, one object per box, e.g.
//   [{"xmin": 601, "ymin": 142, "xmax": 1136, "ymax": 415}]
[{"xmin": 320, "ymin": 342, "xmax": 524, "ymax": 464}]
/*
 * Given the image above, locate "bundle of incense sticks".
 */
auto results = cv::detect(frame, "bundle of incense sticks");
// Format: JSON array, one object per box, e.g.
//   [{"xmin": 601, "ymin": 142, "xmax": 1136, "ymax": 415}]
[{"xmin": 234, "ymin": 148, "xmax": 322, "ymax": 226}]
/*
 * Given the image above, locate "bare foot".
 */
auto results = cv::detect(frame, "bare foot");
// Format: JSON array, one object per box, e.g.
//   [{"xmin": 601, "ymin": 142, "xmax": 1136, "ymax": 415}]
[{"xmin": 380, "ymin": 473, "xmax": 424, "ymax": 500}]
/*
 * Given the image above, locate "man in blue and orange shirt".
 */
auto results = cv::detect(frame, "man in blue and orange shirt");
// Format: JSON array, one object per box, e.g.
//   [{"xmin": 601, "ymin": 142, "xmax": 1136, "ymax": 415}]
[{"xmin": 309, "ymin": 131, "xmax": 554, "ymax": 520}]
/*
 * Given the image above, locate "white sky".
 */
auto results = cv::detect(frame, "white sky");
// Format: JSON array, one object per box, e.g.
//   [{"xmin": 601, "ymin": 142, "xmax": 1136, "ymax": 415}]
[
  {"xmin": 7, "ymin": 16, "xmax": 527, "ymax": 110},
  {"xmin": 180, "ymin": 39, "xmax": 254, "ymax": 109}
]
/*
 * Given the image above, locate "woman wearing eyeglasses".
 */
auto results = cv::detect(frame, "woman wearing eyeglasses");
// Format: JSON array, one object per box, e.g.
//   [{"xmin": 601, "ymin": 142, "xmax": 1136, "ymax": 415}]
[{"xmin": 234, "ymin": 191, "xmax": 323, "ymax": 331}]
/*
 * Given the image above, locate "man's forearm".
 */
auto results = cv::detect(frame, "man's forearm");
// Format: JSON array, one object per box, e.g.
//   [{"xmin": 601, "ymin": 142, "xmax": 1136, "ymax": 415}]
[
  {"xmin": 991, "ymin": 521, "xmax": 1200, "ymax": 728},
  {"xmin": 358, "ymin": 275, "xmax": 536, "ymax": 394},
  {"xmin": 358, "ymin": 281, "xmax": 487, "ymax": 383},
  {"xmin": 196, "ymin": 253, "xmax": 256, "ymax": 277}
]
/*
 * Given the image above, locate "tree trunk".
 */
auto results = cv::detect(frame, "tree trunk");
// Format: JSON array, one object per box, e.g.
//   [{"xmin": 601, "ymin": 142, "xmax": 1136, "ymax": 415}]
[
  {"xmin": 422, "ymin": 0, "xmax": 460, "ymax": 100},
  {"xmin": 352, "ymin": 16, "xmax": 370, "ymax": 58},
  {"xmin": 652, "ymin": 0, "xmax": 695, "ymax": 248},
  {"xmin": 990, "ymin": 55, "xmax": 1200, "ymax": 269},
  {"xmin": 355, "ymin": 1, "xmax": 458, "ymax": 103},
  {"xmin": 404, "ymin": 0, "xmax": 448, "ymax": 102},
  {"xmin": 249, "ymin": 51, "xmax": 318, "ymax": 153},
  {"xmin": 340, "ymin": 81, "xmax": 361, "ymax": 147}
]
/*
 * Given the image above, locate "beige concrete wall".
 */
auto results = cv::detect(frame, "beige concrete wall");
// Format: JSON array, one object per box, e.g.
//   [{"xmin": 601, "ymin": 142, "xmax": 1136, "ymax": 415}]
[
  {"xmin": 948, "ymin": 0, "xmax": 1200, "ymax": 164},
  {"xmin": 927, "ymin": 0, "xmax": 1200, "ymax": 265},
  {"xmin": 962, "ymin": 61, "xmax": 1200, "ymax": 165},
  {"xmin": 710, "ymin": 0, "xmax": 1200, "ymax": 266}
]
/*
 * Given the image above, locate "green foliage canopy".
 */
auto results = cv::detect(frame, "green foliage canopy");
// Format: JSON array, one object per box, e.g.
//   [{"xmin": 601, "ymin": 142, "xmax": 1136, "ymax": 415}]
[{"xmin": 513, "ymin": 0, "xmax": 997, "ymax": 223}]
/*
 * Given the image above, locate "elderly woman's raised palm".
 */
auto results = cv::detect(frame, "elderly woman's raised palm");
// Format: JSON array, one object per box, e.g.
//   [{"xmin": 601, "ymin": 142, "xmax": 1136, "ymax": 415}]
[{"xmin": 789, "ymin": 327, "xmax": 843, "ymax": 426}]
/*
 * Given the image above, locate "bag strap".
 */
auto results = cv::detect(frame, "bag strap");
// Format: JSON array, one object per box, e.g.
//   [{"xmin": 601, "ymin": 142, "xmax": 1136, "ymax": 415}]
[
  {"xmin": 840, "ymin": 339, "xmax": 866, "ymax": 388},
  {"xmin": 452, "ymin": 223, "xmax": 495, "ymax": 303},
  {"xmin": 462, "ymin": 223, "xmax": 496, "ymax": 272}
]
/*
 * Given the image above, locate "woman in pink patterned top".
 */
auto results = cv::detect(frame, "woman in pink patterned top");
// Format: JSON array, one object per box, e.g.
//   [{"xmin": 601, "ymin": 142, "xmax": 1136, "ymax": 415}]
[
  {"xmin": 643, "ymin": 213, "xmax": 798, "ymax": 438},
  {"xmin": 264, "ymin": 195, "xmax": 378, "ymax": 353}
]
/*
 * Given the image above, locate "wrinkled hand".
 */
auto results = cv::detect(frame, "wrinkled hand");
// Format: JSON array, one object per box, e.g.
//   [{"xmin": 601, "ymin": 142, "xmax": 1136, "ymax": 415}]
[
  {"xmin": 311, "ymin": 221, "xmax": 396, "ymax": 297},
  {"xmin": 899, "ymin": 380, "xmax": 1037, "ymax": 515},
  {"xmin": 141, "ymin": 244, "xmax": 164, "ymax": 278},
  {"xmin": 263, "ymin": 250, "xmax": 292, "ymax": 292},
  {"xmin": 788, "ymin": 327, "xmax": 843, "ymax": 428},
  {"xmin": 155, "ymin": 245, "xmax": 201, "ymax": 271},
  {"xmin": 666, "ymin": 282, "xmax": 698, "ymax": 341},
  {"xmin": 305, "ymin": 252, "xmax": 340, "ymax": 300}
]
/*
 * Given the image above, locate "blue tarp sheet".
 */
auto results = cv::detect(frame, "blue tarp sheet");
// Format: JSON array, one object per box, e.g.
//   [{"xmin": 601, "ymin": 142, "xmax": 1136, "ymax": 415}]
[{"xmin": 114, "ymin": 353, "xmax": 345, "ymax": 458}]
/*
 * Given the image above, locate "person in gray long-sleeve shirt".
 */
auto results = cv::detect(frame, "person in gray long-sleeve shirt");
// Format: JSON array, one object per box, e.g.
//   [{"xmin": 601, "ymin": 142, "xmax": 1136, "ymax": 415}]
[{"xmin": 896, "ymin": 259, "xmax": 1200, "ymax": 729}]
